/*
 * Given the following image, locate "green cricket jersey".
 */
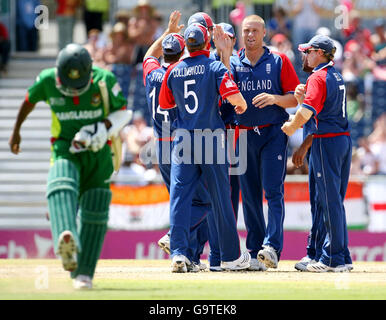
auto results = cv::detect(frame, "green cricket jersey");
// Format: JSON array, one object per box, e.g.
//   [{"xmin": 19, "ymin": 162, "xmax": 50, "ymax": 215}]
[{"xmin": 27, "ymin": 66, "xmax": 127, "ymax": 142}]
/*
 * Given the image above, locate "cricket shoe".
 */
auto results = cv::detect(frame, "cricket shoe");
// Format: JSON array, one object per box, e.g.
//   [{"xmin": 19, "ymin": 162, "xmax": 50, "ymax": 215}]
[
  {"xmin": 248, "ymin": 258, "xmax": 267, "ymax": 271},
  {"xmin": 197, "ymin": 261, "xmax": 207, "ymax": 271},
  {"xmin": 57, "ymin": 231, "xmax": 77, "ymax": 272},
  {"xmin": 294, "ymin": 256, "xmax": 317, "ymax": 271},
  {"xmin": 73, "ymin": 275, "xmax": 92, "ymax": 290},
  {"xmin": 209, "ymin": 266, "xmax": 223, "ymax": 272},
  {"xmin": 171, "ymin": 255, "xmax": 191, "ymax": 273},
  {"xmin": 158, "ymin": 233, "xmax": 170, "ymax": 255},
  {"xmin": 187, "ymin": 262, "xmax": 200, "ymax": 273},
  {"xmin": 258, "ymin": 245, "xmax": 278, "ymax": 269},
  {"xmin": 221, "ymin": 251, "xmax": 251, "ymax": 271},
  {"xmin": 306, "ymin": 261, "xmax": 349, "ymax": 273},
  {"xmin": 346, "ymin": 264, "xmax": 353, "ymax": 271}
]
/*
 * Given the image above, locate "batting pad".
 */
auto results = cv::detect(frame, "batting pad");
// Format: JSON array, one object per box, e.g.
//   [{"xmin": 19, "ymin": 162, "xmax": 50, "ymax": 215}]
[
  {"xmin": 46, "ymin": 159, "xmax": 80, "ymax": 254},
  {"xmin": 71, "ymin": 188, "xmax": 112, "ymax": 279}
]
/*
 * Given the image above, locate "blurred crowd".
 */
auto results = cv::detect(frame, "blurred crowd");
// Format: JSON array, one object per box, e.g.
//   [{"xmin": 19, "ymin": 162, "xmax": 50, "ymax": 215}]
[{"xmin": 2, "ymin": 0, "xmax": 385, "ymax": 181}]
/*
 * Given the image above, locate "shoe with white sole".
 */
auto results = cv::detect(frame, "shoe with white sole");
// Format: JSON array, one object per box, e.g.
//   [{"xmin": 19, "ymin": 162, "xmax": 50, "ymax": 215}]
[
  {"xmin": 197, "ymin": 262, "xmax": 207, "ymax": 271},
  {"xmin": 346, "ymin": 264, "xmax": 353, "ymax": 271},
  {"xmin": 306, "ymin": 261, "xmax": 349, "ymax": 273},
  {"xmin": 258, "ymin": 245, "xmax": 278, "ymax": 269},
  {"xmin": 221, "ymin": 251, "xmax": 251, "ymax": 271},
  {"xmin": 57, "ymin": 231, "xmax": 77, "ymax": 272},
  {"xmin": 171, "ymin": 255, "xmax": 191, "ymax": 273},
  {"xmin": 158, "ymin": 233, "xmax": 170, "ymax": 255},
  {"xmin": 294, "ymin": 256, "xmax": 317, "ymax": 271},
  {"xmin": 209, "ymin": 266, "xmax": 223, "ymax": 272},
  {"xmin": 187, "ymin": 262, "xmax": 200, "ymax": 273},
  {"xmin": 73, "ymin": 275, "xmax": 92, "ymax": 289},
  {"xmin": 248, "ymin": 258, "xmax": 267, "ymax": 271}
]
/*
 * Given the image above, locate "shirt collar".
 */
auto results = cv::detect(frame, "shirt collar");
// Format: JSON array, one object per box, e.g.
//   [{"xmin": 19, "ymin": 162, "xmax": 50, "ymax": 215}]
[
  {"xmin": 313, "ymin": 61, "xmax": 334, "ymax": 73},
  {"xmin": 241, "ymin": 46, "xmax": 270, "ymax": 67},
  {"xmin": 189, "ymin": 50, "xmax": 210, "ymax": 58}
]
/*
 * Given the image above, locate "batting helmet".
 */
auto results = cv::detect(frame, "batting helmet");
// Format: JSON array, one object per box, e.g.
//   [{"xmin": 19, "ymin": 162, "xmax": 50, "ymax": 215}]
[{"xmin": 56, "ymin": 43, "xmax": 93, "ymax": 97}]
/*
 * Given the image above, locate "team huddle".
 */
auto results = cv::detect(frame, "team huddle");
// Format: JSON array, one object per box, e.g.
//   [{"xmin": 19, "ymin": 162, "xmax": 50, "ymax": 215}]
[
  {"xmin": 8, "ymin": 9, "xmax": 353, "ymax": 289},
  {"xmin": 146, "ymin": 11, "xmax": 353, "ymax": 274}
]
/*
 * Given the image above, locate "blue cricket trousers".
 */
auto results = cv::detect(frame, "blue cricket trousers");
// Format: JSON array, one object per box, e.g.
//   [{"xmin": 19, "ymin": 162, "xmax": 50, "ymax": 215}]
[
  {"xmin": 156, "ymin": 138, "xmax": 210, "ymax": 261},
  {"xmin": 239, "ymin": 123, "xmax": 288, "ymax": 259},
  {"xmin": 206, "ymin": 127, "xmax": 241, "ymax": 267},
  {"xmin": 169, "ymin": 130, "xmax": 240, "ymax": 262},
  {"xmin": 310, "ymin": 135, "xmax": 352, "ymax": 267}
]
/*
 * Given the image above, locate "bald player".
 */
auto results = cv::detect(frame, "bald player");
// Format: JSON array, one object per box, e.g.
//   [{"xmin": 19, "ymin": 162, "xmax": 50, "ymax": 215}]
[{"xmin": 231, "ymin": 15, "xmax": 300, "ymax": 271}]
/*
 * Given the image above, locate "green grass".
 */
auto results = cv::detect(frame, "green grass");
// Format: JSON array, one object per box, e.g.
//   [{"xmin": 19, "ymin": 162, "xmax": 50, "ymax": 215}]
[{"xmin": 0, "ymin": 260, "xmax": 385, "ymax": 300}]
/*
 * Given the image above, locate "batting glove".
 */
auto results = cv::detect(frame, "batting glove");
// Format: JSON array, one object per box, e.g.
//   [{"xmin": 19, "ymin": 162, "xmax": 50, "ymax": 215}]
[
  {"xmin": 70, "ymin": 122, "xmax": 108, "ymax": 154},
  {"xmin": 89, "ymin": 121, "xmax": 108, "ymax": 152},
  {"xmin": 69, "ymin": 129, "xmax": 92, "ymax": 154}
]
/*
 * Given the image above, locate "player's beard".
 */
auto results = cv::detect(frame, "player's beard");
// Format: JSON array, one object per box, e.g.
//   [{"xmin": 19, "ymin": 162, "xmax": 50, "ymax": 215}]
[{"xmin": 302, "ymin": 54, "xmax": 313, "ymax": 73}]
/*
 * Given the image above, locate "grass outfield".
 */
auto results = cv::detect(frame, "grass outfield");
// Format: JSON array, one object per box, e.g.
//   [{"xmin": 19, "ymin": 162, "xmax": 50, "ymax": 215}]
[{"xmin": 0, "ymin": 259, "xmax": 385, "ymax": 300}]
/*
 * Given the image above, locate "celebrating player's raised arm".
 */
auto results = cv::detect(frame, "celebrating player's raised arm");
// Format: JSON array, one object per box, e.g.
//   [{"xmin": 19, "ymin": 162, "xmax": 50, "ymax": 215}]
[
  {"xmin": 212, "ymin": 24, "xmax": 232, "ymax": 71},
  {"xmin": 143, "ymin": 10, "xmax": 184, "ymax": 61}
]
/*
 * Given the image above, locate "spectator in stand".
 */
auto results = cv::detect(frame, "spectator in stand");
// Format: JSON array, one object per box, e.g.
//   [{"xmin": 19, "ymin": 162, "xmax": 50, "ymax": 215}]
[
  {"xmin": 128, "ymin": 0, "xmax": 159, "ymax": 65},
  {"xmin": 344, "ymin": 29, "xmax": 374, "ymax": 60},
  {"xmin": 0, "ymin": 22, "xmax": 11, "ymax": 75},
  {"xmin": 267, "ymin": 6, "xmax": 292, "ymax": 41},
  {"xmin": 16, "ymin": 0, "xmax": 40, "ymax": 52},
  {"xmin": 114, "ymin": 9, "xmax": 131, "ymax": 27},
  {"xmin": 122, "ymin": 110, "xmax": 153, "ymax": 161},
  {"xmin": 350, "ymin": 148, "xmax": 362, "ymax": 175},
  {"xmin": 342, "ymin": 40, "xmax": 375, "ymax": 83},
  {"xmin": 270, "ymin": 33, "xmax": 295, "ymax": 64},
  {"xmin": 103, "ymin": 22, "xmax": 136, "ymax": 100},
  {"xmin": 56, "ymin": 0, "xmax": 81, "ymax": 50},
  {"xmin": 291, "ymin": 0, "xmax": 322, "ymax": 49},
  {"xmin": 128, "ymin": 0, "xmax": 160, "ymax": 125},
  {"xmin": 290, "ymin": 0, "xmax": 322, "ymax": 80},
  {"xmin": 342, "ymin": 9, "xmax": 368, "ymax": 44},
  {"xmin": 84, "ymin": 29, "xmax": 107, "ymax": 69},
  {"xmin": 356, "ymin": 137, "xmax": 379, "ymax": 175},
  {"xmin": 346, "ymin": 82, "xmax": 365, "ymax": 122},
  {"xmin": 368, "ymin": 113, "xmax": 386, "ymax": 175},
  {"xmin": 370, "ymin": 19, "xmax": 386, "ymax": 81},
  {"xmin": 371, "ymin": 19, "xmax": 386, "ymax": 54},
  {"xmin": 83, "ymin": 0, "xmax": 109, "ymax": 35}
]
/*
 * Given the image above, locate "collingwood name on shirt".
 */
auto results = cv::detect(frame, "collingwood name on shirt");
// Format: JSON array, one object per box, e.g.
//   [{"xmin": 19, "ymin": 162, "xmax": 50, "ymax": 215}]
[{"xmin": 172, "ymin": 65, "xmax": 205, "ymax": 78}]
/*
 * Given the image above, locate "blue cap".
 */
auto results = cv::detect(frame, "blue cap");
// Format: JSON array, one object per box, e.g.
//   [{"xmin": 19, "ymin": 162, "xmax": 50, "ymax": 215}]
[
  {"xmin": 162, "ymin": 33, "xmax": 185, "ymax": 55},
  {"xmin": 298, "ymin": 35, "xmax": 336, "ymax": 54},
  {"xmin": 218, "ymin": 22, "xmax": 235, "ymax": 38},
  {"xmin": 218, "ymin": 22, "xmax": 236, "ymax": 38},
  {"xmin": 184, "ymin": 23, "xmax": 209, "ymax": 47},
  {"xmin": 187, "ymin": 12, "xmax": 214, "ymax": 29}
]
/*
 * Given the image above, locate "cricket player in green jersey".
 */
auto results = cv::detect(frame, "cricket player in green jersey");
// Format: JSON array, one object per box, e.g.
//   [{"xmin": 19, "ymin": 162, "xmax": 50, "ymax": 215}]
[{"xmin": 9, "ymin": 43, "xmax": 132, "ymax": 289}]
